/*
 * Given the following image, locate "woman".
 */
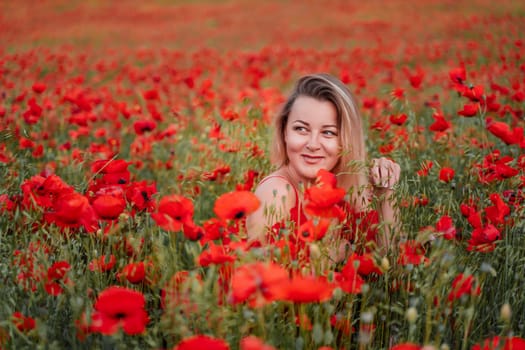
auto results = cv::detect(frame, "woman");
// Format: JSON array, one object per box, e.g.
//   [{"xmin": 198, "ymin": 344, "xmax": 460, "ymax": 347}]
[{"xmin": 246, "ymin": 73, "xmax": 400, "ymax": 256}]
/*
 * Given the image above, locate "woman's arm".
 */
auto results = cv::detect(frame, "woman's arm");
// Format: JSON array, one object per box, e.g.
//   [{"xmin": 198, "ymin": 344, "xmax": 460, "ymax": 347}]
[{"xmin": 369, "ymin": 157, "xmax": 401, "ymax": 252}]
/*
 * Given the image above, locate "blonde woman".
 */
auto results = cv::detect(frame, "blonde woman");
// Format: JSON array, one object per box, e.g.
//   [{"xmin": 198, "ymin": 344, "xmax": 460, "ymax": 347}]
[{"xmin": 246, "ymin": 73, "xmax": 400, "ymax": 256}]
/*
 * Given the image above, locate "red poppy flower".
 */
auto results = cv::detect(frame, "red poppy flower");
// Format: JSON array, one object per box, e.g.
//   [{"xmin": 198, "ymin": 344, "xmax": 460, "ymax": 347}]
[
  {"xmin": 472, "ymin": 336, "xmax": 525, "ymax": 350},
  {"xmin": 461, "ymin": 84, "xmax": 484, "ymax": 103},
  {"xmin": 449, "ymin": 66, "xmax": 466, "ymax": 86},
  {"xmin": 429, "ymin": 112, "xmax": 451, "ymax": 132},
  {"xmin": 92, "ymin": 191, "xmax": 126, "ymax": 220},
  {"xmin": 416, "ymin": 160, "xmax": 433, "ymax": 177},
  {"xmin": 448, "ymin": 273, "xmax": 480, "ymax": 302},
  {"xmin": 304, "ymin": 170, "xmax": 346, "ymax": 219},
  {"xmin": 435, "ymin": 215, "xmax": 456, "ymax": 240},
  {"xmin": 89, "ymin": 255, "xmax": 116, "ymax": 272},
  {"xmin": 90, "ymin": 286, "xmax": 149, "ymax": 335},
  {"xmin": 198, "ymin": 241, "xmax": 236, "ymax": 267},
  {"xmin": 151, "ymin": 195, "xmax": 194, "ymax": 232},
  {"xmin": 240, "ymin": 335, "xmax": 276, "ymax": 350},
  {"xmin": 403, "ymin": 66, "xmax": 424, "ymax": 89},
  {"xmin": 390, "ymin": 343, "xmax": 421, "ymax": 350},
  {"xmin": 486, "ymin": 117, "xmax": 523, "ymax": 145},
  {"xmin": 439, "ymin": 167, "xmax": 455, "ymax": 182},
  {"xmin": 297, "ymin": 219, "xmax": 331, "ymax": 242},
  {"xmin": 389, "ymin": 113, "xmax": 408, "ymax": 126},
  {"xmin": 119, "ymin": 262, "xmax": 146, "ymax": 284},
  {"xmin": 485, "ymin": 193, "xmax": 510, "ymax": 225},
  {"xmin": 335, "ymin": 263, "xmax": 364, "ymax": 294},
  {"xmin": 467, "ymin": 224, "xmax": 501, "ymax": 252},
  {"xmin": 32, "ymin": 82, "xmax": 47, "ymax": 93},
  {"xmin": 458, "ymin": 103, "xmax": 478, "ymax": 117},
  {"xmin": 91, "ymin": 159, "xmax": 130, "ymax": 185},
  {"xmin": 44, "ymin": 192, "xmax": 99, "ymax": 233},
  {"xmin": 12, "ymin": 312, "xmax": 36, "ymax": 332},
  {"xmin": 213, "ymin": 190, "xmax": 260, "ymax": 221},
  {"xmin": 397, "ymin": 240, "xmax": 428, "ymax": 266},
  {"xmin": 229, "ymin": 262, "xmax": 289, "ymax": 307},
  {"xmin": 347, "ymin": 253, "xmax": 383, "ymax": 276},
  {"xmin": 174, "ymin": 335, "xmax": 230, "ymax": 350},
  {"xmin": 45, "ymin": 261, "xmax": 72, "ymax": 296},
  {"xmin": 133, "ymin": 119, "xmax": 157, "ymax": 135},
  {"xmin": 125, "ymin": 180, "xmax": 157, "ymax": 212},
  {"xmin": 280, "ymin": 275, "xmax": 335, "ymax": 303}
]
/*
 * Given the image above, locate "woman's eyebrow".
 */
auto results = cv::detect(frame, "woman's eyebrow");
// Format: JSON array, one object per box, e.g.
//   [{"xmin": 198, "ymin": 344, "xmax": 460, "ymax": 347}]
[{"xmin": 292, "ymin": 120, "xmax": 337, "ymax": 128}]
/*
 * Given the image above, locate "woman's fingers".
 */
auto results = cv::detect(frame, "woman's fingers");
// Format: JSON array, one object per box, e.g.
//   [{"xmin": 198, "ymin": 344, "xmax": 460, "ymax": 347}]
[{"xmin": 371, "ymin": 157, "xmax": 400, "ymax": 189}]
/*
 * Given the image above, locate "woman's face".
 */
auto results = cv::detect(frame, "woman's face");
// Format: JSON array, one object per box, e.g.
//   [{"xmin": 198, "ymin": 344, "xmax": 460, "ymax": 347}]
[{"xmin": 284, "ymin": 95, "xmax": 341, "ymax": 183}]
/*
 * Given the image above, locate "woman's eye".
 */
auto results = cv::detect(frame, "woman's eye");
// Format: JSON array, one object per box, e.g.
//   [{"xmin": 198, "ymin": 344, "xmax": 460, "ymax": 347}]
[
  {"xmin": 323, "ymin": 130, "xmax": 338, "ymax": 136},
  {"xmin": 293, "ymin": 126, "xmax": 307, "ymax": 132}
]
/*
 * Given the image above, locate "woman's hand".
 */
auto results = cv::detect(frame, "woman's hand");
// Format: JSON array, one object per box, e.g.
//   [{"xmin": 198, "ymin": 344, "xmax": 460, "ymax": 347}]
[{"xmin": 370, "ymin": 157, "xmax": 400, "ymax": 192}]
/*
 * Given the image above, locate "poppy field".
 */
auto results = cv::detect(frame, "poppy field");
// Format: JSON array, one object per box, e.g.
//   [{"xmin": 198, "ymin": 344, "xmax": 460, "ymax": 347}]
[{"xmin": 1, "ymin": 0, "xmax": 525, "ymax": 349}]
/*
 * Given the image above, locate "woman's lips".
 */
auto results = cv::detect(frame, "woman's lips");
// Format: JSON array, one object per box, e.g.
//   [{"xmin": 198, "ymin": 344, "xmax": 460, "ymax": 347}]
[{"xmin": 302, "ymin": 154, "xmax": 324, "ymax": 164}]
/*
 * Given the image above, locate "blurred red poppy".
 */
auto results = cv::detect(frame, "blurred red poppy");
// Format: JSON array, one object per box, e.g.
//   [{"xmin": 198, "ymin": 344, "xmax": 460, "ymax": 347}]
[
  {"xmin": 174, "ymin": 335, "xmax": 230, "ymax": 350},
  {"xmin": 448, "ymin": 273, "xmax": 480, "ymax": 302},
  {"xmin": 304, "ymin": 170, "xmax": 346, "ymax": 219},
  {"xmin": 240, "ymin": 335, "xmax": 276, "ymax": 350},
  {"xmin": 151, "ymin": 195, "xmax": 194, "ymax": 232},
  {"xmin": 439, "ymin": 167, "xmax": 455, "ymax": 182},
  {"xmin": 280, "ymin": 275, "xmax": 335, "ymax": 303},
  {"xmin": 229, "ymin": 262, "xmax": 288, "ymax": 307},
  {"xmin": 90, "ymin": 286, "xmax": 149, "ymax": 335},
  {"xmin": 198, "ymin": 241, "xmax": 236, "ymax": 267},
  {"xmin": 213, "ymin": 191, "xmax": 260, "ymax": 221},
  {"xmin": 89, "ymin": 255, "xmax": 116, "ymax": 272},
  {"xmin": 435, "ymin": 215, "xmax": 457, "ymax": 240},
  {"xmin": 12, "ymin": 312, "xmax": 36, "ymax": 332},
  {"xmin": 297, "ymin": 219, "xmax": 331, "ymax": 242},
  {"xmin": 44, "ymin": 192, "xmax": 99, "ymax": 233}
]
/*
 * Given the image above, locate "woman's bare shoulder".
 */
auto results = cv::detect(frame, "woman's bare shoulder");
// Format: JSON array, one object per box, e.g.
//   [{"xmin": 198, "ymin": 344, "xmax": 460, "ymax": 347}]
[{"xmin": 253, "ymin": 172, "xmax": 296, "ymax": 207}]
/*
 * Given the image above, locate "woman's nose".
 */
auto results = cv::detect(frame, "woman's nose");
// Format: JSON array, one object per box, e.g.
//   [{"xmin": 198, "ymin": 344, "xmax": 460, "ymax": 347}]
[{"xmin": 306, "ymin": 134, "xmax": 321, "ymax": 151}]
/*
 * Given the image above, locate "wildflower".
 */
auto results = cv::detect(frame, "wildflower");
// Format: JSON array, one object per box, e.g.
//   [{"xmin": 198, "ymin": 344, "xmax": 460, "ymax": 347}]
[
  {"xmin": 467, "ymin": 224, "xmax": 501, "ymax": 252},
  {"xmin": 213, "ymin": 190, "xmax": 260, "ymax": 221},
  {"xmin": 471, "ymin": 336, "xmax": 525, "ymax": 350},
  {"xmin": 240, "ymin": 335, "xmax": 276, "ymax": 350},
  {"xmin": 229, "ymin": 262, "xmax": 288, "ymax": 307},
  {"xmin": 389, "ymin": 113, "xmax": 408, "ymax": 126},
  {"xmin": 304, "ymin": 169, "xmax": 346, "ymax": 219},
  {"xmin": 174, "ymin": 335, "xmax": 230, "ymax": 350},
  {"xmin": 12, "ymin": 312, "xmax": 36, "ymax": 332},
  {"xmin": 44, "ymin": 192, "xmax": 99, "ymax": 233},
  {"xmin": 429, "ymin": 112, "xmax": 451, "ymax": 132},
  {"xmin": 91, "ymin": 159, "xmax": 130, "ymax": 185},
  {"xmin": 44, "ymin": 261, "xmax": 72, "ymax": 296},
  {"xmin": 403, "ymin": 66, "xmax": 425, "ymax": 89},
  {"xmin": 89, "ymin": 255, "xmax": 116, "ymax": 272},
  {"xmin": 439, "ymin": 167, "xmax": 455, "ymax": 183},
  {"xmin": 398, "ymin": 240, "xmax": 428, "ymax": 266},
  {"xmin": 417, "ymin": 160, "xmax": 433, "ymax": 177},
  {"xmin": 297, "ymin": 219, "xmax": 331, "ymax": 242},
  {"xmin": 435, "ymin": 215, "xmax": 457, "ymax": 240},
  {"xmin": 281, "ymin": 274, "xmax": 335, "ymax": 303},
  {"xmin": 91, "ymin": 186, "xmax": 127, "ymax": 221},
  {"xmin": 486, "ymin": 117, "xmax": 524, "ymax": 145},
  {"xmin": 458, "ymin": 103, "xmax": 478, "ymax": 117},
  {"xmin": 448, "ymin": 273, "xmax": 480, "ymax": 302},
  {"xmin": 198, "ymin": 241, "xmax": 236, "ymax": 267},
  {"xmin": 90, "ymin": 286, "xmax": 149, "ymax": 335},
  {"xmin": 151, "ymin": 195, "xmax": 194, "ymax": 232},
  {"xmin": 119, "ymin": 262, "xmax": 146, "ymax": 284},
  {"xmin": 336, "ymin": 261, "xmax": 365, "ymax": 294}
]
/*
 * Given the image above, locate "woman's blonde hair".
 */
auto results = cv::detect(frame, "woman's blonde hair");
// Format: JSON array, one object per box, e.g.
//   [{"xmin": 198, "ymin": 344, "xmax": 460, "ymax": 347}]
[{"xmin": 272, "ymin": 73, "xmax": 369, "ymax": 204}]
